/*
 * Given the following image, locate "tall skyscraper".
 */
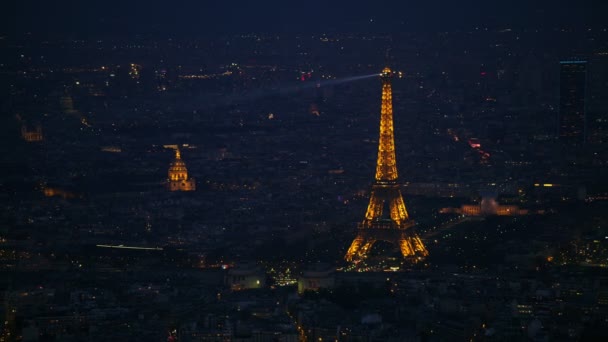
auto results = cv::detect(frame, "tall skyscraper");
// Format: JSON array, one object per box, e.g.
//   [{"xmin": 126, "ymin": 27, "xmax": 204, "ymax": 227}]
[
  {"xmin": 558, "ymin": 60, "xmax": 587, "ymax": 144},
  {"xmin": 344, "ymin": 67, "xmax": 428, "ymax": 263},
  {"xmin": 587, "ymin": 55, "xmax": 608, "ymax": 144}
]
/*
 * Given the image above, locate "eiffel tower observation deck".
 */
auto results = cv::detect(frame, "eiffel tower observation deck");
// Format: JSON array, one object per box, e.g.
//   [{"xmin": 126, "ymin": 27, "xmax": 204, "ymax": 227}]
[{"xmin": 345, "ymin": 67, "xmax": 428, "ymax": 263}]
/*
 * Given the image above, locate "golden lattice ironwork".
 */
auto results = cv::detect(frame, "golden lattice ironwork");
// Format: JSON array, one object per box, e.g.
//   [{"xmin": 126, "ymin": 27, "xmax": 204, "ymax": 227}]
[
  {"xmin": 345, "ymin": 67, "xmax": 428, "ymax": 262},
  {"xmin": 375, "ymin": 67, "xmax": 398, "ymax": 182}
]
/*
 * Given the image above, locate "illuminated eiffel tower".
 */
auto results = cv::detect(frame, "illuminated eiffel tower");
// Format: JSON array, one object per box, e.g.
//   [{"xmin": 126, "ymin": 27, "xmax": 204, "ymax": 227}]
[{"xmin": 345, "ymin": 67, "xmax": 428, "ymax": 262}]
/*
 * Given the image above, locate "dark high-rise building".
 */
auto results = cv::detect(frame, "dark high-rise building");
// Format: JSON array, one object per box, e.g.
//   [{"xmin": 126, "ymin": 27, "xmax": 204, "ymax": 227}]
[
  {"xmin": 558, "ymin": 60, "xmax": 587, "ymax": 144},
  {"xmin": 587, "ymin": 55, "xmax": 608, "ymax": 144}
]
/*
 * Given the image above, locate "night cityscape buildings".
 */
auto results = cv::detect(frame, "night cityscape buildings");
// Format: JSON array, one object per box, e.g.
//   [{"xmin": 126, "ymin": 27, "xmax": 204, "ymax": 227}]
[{"xmin": 2, "ymin": 1, "xmax": 608, "ymax": 341}]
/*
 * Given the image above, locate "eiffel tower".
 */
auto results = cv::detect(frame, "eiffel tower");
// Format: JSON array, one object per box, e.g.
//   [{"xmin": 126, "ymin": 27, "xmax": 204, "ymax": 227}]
[{"xmin": 345, "ymin": 67, "xmax": 428, "ymax": 262}]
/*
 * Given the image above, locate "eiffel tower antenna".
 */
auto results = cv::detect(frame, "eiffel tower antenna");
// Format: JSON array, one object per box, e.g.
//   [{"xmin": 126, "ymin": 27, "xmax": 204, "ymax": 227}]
[
  {"xmin": 384, "ymin": 47, "xmax": 395, "ymax": 69},
  {"xmin": 344, "ymin": 67, "xmax": 428, "ymax": 263}
]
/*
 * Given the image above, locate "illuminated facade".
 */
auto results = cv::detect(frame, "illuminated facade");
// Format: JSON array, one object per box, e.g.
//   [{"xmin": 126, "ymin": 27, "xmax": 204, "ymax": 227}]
[
  {"xmin": 21, "ymin": 125, "xmax": 43, "ymax": 142},
  {"xmin": 440, "ymin": 196, "xmax": 529, "ymax": 216},
  {"xmin": 345, "ymin": 67, "xmax": 428, "ymax": 262},
  {"xmin": 42, "ymin": 185, "xmax": 79, "ymax": 199},
  {"xmin": 167, "ymin": 149, "xmax": 196, "ymax": 191},
  {"xmin": 297, "ymin": 264, "xmax": 335, "ymax": 294}
]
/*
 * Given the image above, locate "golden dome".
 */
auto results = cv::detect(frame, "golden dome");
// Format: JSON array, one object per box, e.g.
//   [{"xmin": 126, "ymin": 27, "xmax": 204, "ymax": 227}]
[{"xmin": 168, "ymin": 149, "xmax": 189, "ymax": 181}]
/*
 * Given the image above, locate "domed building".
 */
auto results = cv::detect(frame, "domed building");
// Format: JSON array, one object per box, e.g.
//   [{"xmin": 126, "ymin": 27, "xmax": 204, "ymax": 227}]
[{"xmin": 167, "ymin": 149, "xmax": 195, "ymax": 191}]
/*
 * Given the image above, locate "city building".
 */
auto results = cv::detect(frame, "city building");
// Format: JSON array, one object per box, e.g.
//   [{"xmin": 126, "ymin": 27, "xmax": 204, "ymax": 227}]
[
  {"xmin": 558, "ymin": 60, "xmax": 587, "ymax": 144},
  {"xmin": 587, "ymin": 54, "xmax": 608, "ymax": 144},
  {"xmin": 297, "ymin": 263, "xmax": 335, "ymax": 294},
  {"xmin": 21, "ymin": 125, "xmax": 43, "ymax": 142},
  {"xmin": 167, "ymin": 149, "xmax": 196, "ymax": 191},
  {"xmin": 60, "ymin": 94, "xmax": 78, "ymax": 115},
  {"xmin": 440, "ymin": 195, "xmax": 530, "ymax": 216},
  {"xmin": 226, "ymin": 262, "xmax": 266, "ymax": 291}
]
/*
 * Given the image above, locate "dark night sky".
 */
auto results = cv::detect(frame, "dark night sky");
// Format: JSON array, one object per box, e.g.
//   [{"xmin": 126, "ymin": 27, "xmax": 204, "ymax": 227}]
[{"xmin": 2, "ymin": 0, "xmax": 607, "ymax": 37}]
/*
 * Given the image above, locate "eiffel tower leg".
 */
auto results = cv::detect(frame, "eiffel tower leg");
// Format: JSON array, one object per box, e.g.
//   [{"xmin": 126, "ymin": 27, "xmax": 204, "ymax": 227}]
[
  {"xmin": 346, "ymin": 233, "xmax": 377, "ymax": 261},
  {"xmin": 359, "ymin": 239, "xmax": 375, "ymax": 259},
  {"xmin": 345, "ymin": 235, "xmax": 364, "ymax": 262},
  {"xmin": 398, "ymin": 235, "xmax": 415, "ymax": 257},
  {"xmin": 412, "ymin": 235, "xmax": 429, "ymax": 256}
]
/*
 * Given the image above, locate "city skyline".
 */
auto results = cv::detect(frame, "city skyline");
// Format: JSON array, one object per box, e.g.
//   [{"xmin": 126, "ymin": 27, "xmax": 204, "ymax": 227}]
[{"xmin": 1, "ymin": 3, "xmax": 608, "ymax": 341}]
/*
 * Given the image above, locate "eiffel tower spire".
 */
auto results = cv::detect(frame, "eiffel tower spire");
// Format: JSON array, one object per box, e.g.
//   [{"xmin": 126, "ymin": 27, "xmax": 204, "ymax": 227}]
[
  {"xmin": 345, "ymin": 67, "xmax": 428, "ymax": 263},
  {"xmin": 375, "ymin": 67, "xmax": 399, "ymax": 182}
]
